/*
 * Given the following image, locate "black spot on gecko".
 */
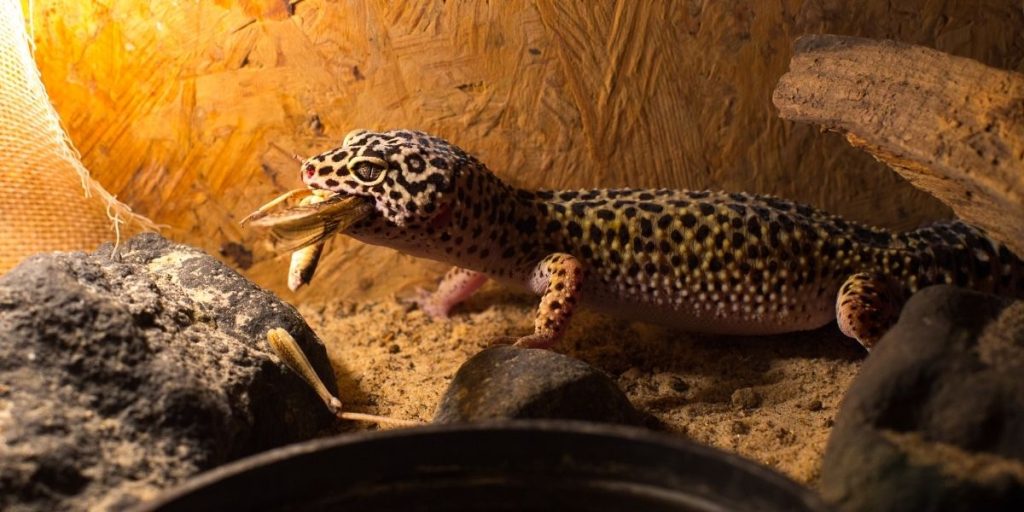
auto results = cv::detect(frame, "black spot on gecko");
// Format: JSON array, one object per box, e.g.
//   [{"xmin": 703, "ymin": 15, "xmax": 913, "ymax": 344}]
[
  {"xmin": 640, "ymin": 219, "xmax": 654, "ymax": 237},
  {"xmin": 687, "ymin": 254, "xmax": 699, "ymax": 270},
  {"xmin": 766, "ymin": 198, "xmax": 791, "ymax": 211},
  {"xmin": 695, "ymin": 225, "xmax": 710, "ymax": 242},
  {"xmin": 746, "ymin": 217, "xmax": 761, "ymax": 236},
  {"xmin": 515, "ymin": 216, "xmax": 538, "ymax": 233},
  {"xmin": 618, "ymin": 225, "xmax": 630, "ymax": 245},
  {"xmin": 567, "ymin": 221, "xmax": 583, "ymax": 238}
]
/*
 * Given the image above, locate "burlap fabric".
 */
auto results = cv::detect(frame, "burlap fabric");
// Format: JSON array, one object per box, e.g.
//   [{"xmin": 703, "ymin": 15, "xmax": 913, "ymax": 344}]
[{"xmin": 0, "ymin": 1, "xmax": 153, "ymax": 273}]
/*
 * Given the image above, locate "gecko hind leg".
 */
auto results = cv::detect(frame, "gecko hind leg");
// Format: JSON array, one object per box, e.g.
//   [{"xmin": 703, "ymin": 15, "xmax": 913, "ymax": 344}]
[
  {"xmin": 512, "ymin": 253, "xmax": 585, "ymax": 349},
  {"xmin": 836, "ymin": 272, "xmax": 908, "ymax": 351},
  {"xmin": 409, "ymin": 267, "xmax": 488, "ymax": 320}
]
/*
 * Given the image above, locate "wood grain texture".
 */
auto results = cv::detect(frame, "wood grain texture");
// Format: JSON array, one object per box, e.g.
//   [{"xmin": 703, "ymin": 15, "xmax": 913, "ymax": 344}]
[
  {"xmin": 29, "ymin": 0, "xmax": 1024, "ymax": 301},
  {"xmin": 773, "ymin": 35, "xmax": 1024, "ymax": 256}
]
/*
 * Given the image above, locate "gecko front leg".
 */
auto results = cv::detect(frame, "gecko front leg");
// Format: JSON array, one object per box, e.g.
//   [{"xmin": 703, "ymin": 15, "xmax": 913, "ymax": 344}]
[
  {"xmin": 513, "ymin": 253, "xmax": 586, "ymax": 349},
  {"xmin": 412, "ymin": 267, "xmax": 488, "ymax": 320}
]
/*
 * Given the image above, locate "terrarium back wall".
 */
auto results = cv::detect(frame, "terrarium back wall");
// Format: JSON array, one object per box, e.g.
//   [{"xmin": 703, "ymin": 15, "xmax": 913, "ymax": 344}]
[{"xmin": 31, "ymin": 0, "xmax": 1024, "ymax": 300}]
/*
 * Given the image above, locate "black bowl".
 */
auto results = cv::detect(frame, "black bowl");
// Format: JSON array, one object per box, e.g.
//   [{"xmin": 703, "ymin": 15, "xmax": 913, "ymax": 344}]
[{"xmin": 135, "ymin": 421, "xmax": 831, "ymax": 512}]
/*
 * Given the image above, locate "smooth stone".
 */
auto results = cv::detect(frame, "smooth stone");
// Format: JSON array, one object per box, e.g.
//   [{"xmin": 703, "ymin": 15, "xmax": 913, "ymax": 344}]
[{"xmin": 434, "ymin": 345, "xmax": 646, "ymax": 426}]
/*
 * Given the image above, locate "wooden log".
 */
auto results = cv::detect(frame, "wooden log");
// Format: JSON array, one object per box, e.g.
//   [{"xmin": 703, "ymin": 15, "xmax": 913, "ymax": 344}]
[{"xmin": 773, "ymin": 35, "xmax": 1024, "ymax": 257}]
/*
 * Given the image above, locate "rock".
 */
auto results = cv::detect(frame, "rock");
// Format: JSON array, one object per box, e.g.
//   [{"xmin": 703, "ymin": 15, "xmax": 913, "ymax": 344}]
[
  {"xmin": 434, "ymin": 346, "xmax": 646, "ymax": 426},
  {"xmin": 654, "ymin": 372, "xmax": 689, "ymax": 394},
  {"xmin": 821, "ymin": 285, "xmax": 1024, "ymax": 512},
  {"xmin": 731, "ymin": 387, "xmax": 762, "ymax": 409},
  {"xmin": 0, "ymin": 233, "xmax": 338, "ymax": 512}
]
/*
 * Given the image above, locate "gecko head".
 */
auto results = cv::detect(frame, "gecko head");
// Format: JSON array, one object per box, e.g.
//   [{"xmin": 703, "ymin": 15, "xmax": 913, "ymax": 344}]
[{"xmin": 300, "ymin": 129, "xmax": 464, "ymax": 228}]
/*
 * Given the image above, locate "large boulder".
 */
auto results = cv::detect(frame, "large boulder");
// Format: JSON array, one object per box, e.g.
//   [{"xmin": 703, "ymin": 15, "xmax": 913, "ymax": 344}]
[
  {"xmin": 821, "ymin": 286, "xmax": 1024, "ymax": 511},
  {"xmin": 0, "ymin": 233, "xmax": 338, "ymax": 511}
]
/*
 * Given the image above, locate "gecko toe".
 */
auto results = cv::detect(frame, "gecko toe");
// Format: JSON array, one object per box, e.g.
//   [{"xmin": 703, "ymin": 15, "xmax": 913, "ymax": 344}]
[
  {"xmin": 512, "ymin": 334, "xmax": 558, "ymax": 349},
  {"xmin": 398, "ymin": 287, "xmax": 450, "ymax": 320}
]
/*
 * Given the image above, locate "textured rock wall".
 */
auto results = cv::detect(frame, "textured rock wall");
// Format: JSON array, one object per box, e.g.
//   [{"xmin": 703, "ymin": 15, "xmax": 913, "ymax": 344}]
[{"xmin": 29, "ymin": 0, "xmax": 1024, "ymax": 301}]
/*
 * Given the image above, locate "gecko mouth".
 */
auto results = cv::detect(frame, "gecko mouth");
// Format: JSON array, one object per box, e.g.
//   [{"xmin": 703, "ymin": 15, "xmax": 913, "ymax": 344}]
[{"xmin": 243, "ymin": 189, "xmax": 376, "ymax": 252}]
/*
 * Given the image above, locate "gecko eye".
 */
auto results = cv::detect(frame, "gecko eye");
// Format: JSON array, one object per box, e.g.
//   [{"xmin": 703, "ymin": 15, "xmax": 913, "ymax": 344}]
[
  {"xmin": 348, "ymin": 156, "xmax": 389, "ymax": 186},
  {"xmin": 353, "ymin": 162, "xmax": 382, "ymax": 181}
]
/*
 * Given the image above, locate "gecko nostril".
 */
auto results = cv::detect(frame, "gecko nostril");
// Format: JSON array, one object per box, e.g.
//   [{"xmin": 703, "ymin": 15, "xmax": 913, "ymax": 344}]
[{"xmin": 305, "ymin": 165, "xmax": 316, "ymax": 179}]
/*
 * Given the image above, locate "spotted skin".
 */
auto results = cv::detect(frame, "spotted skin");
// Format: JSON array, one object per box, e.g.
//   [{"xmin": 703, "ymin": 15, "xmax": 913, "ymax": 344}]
[
  {"xmin": 300, "ymin": 129, "xmax": 1024, "ymax": 350},
  {"xmin": 836, "ymin": 273, "xmax": 907, "ymax": 349},
  {"xmin": 520, "ymin": 253, "xmax": 586, "ymax": 348}
]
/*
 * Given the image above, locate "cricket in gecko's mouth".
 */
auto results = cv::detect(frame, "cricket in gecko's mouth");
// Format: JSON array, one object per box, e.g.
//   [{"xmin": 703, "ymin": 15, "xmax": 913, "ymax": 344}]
[{"xmin": 242, "ymin": 188, "xmax": 375, "ymax": 290}]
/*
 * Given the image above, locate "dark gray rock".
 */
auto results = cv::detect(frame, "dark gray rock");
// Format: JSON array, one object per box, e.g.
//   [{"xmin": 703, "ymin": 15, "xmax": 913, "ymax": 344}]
[
  {"xmin": 0, "ymin": 233, "xmax": 338, "ymax": 512},
  {"xmin": 434, "ymin": 345, "xmax": 646, "ymax": 426},
  {"xmin": 821, "ymin": 285, "xmax": 1024, "ymax": 512}
]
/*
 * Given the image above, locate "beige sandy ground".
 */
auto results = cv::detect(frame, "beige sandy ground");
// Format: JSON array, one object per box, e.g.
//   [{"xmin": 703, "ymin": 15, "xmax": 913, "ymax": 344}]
[{"xmin": 299, "ymin": 283, "xmax": 863, "ymax": 486}]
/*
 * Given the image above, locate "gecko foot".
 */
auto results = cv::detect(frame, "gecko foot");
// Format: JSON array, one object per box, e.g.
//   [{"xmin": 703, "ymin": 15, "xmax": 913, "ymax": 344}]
[
  {"xmin": 486, "ymin": 334, "xmax": 558, "ymax": 349},
  {"xmin": 487, "ymin": 335, "xmax": 519, "ymax": 347},
  {"xmin": 399, "ymin": 286, "xmax": 450, "ymax": 321},
  {"xmin": 401, "ymin": 267, "xmax": 488, "ymax": 321},
  {"xmin": 512, "ymin": 333, "xmax": 559, "ymax": 349}
]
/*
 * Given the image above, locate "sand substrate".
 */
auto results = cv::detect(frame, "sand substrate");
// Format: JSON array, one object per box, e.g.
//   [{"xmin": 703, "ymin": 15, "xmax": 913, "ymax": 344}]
[{"xmin": 299, "ymin": 284, "xmax": 863, "ymax": 485}]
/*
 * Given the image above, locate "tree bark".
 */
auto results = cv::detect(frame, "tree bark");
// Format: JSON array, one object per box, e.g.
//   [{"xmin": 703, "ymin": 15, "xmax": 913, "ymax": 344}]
[{"xmin": 773, "ymin": 35, "xmax": 1024, "ymax": 257}]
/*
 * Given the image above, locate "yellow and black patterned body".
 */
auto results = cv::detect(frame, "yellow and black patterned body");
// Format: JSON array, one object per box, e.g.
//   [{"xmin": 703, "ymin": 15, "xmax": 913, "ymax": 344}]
[{"xmin": 300, "ymin": 129, "xmax": 1024, "ymax": 350}]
